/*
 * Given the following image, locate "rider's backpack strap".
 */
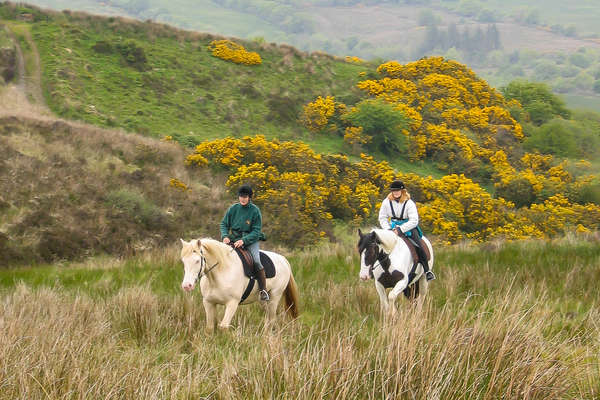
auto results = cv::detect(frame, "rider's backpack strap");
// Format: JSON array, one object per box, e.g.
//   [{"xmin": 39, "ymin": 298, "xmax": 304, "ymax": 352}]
[
  {"xmin": 400, "ymin": 200, "xmax": 407, "ymax": 220},
  {"xmin": 390, "ymin": 199, "xmax": 408, "ymax": 220}
]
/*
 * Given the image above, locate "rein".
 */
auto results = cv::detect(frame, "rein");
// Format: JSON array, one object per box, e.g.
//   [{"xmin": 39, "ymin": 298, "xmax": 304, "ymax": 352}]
[{"xmin": 195, "ymin": 251, "xmax": 219, "ymax": 282}]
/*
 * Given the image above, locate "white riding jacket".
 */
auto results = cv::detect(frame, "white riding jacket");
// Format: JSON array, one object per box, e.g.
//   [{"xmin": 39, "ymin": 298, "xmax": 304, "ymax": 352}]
[{"xmin": 378, "ymin": 198, "xmax": 419, "ymax": 233}]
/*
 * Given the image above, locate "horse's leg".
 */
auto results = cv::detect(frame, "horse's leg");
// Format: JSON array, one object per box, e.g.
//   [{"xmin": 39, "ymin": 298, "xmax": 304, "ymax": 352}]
[
  {"xmin": 415, "ymin": 275, "xmax": 428, "ymax": 310},
  {"xmin": 219, "ymin": 299, "xmax": 239, "ymax": 330},
  {"xmin": 263, "ymin": 294, "xmax": 280, "ymax": 328},
  {"xmin": 388, "ymin": 277, "xmax": 408, "ymax": 317},
  {"xmin": 375, "ymin": 281, "xmax": 389, "ymax": 316},
  {"xmin": 203, "ymin": 299, "xmax": 217, "ymax": 333}
]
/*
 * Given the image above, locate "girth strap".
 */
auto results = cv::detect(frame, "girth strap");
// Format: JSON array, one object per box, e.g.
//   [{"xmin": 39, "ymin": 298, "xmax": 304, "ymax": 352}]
[{"xmin": 240, "ymin": 278, "xmax": 255, "ymax": 304}]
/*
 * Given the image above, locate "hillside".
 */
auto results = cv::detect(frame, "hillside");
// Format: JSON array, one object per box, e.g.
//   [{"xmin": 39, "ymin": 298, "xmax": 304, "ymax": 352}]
[
  {"xmin": 17, "ymin": 0, "xmax": 600, "ymax": 107},
  {"xmin": 0, "ymin": 109, "xmax": 226, "ymax": 265},
  {"xmin": 1, "ymin": 3, "xmax": 370, "ymax": 155},
  {"xmin": 1, "ymin": 2, "xmax": 599, "ymax": 252}
]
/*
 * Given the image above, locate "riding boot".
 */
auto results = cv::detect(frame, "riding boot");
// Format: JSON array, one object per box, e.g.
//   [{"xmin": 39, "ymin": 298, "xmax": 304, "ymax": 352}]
[
  {"xmin": 256, "ymin": 268, "xmax": 270, "ymax": 301},
  {"xmin": 416, "ymin": 245, "xmax": 436, "ymax": 281}
]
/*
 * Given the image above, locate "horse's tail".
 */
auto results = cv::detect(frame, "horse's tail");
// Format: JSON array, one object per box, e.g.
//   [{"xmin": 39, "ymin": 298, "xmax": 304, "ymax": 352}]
[{"xmin": 284, "ymin": 272, "xmax": 299, "ymax": 319}]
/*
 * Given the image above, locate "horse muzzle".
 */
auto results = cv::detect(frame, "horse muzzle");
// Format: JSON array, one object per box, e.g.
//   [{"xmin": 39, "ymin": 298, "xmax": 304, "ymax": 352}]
[{"xmin": 181, "ymin": 281, "xmax": 195, "ymax": 292}]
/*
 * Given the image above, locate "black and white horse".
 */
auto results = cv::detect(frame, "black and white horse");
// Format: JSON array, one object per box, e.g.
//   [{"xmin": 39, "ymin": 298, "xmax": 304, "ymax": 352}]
[{"xmin": 357, "ymin": 229, "xmax": 434, "ymax": 315}]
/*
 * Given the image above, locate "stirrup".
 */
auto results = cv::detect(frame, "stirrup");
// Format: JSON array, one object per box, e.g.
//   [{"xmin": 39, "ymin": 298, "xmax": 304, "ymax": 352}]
[
  {"xmin": 259, "ymin": 289, "xmax": 270, "ymax": 301},
  {"xmin": 425, "ymin": 271, "xmax": 436, "ymax": 281}
]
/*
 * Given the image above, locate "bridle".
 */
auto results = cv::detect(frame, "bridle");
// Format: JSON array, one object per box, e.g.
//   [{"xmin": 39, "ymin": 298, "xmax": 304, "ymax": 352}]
[
  {"xmin": 194, "ymin": 248, "xmax": 219, "ymax": 282},
  {"xmin": 361, "ymin": 240, "xmax": 391, "ymax": 277}
]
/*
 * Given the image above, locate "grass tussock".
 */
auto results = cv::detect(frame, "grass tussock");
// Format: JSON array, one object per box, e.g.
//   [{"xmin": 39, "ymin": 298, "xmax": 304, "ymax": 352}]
[{"xmin": 0, "ymin": 238, "xmax": 598, "ymax": 399}]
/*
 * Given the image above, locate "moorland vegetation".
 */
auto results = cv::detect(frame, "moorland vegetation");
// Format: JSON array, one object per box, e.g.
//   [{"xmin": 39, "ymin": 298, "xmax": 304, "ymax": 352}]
[
  {"xmin": 0, "ymin": 4, "xmax": 599, "ymax": 399},
  {"xmin": 0, "ymin": 237, "xmax": 598, "ymax": 398},
  {"xmin": 1, "ymin": 2, "xmax": 599, "ymax": 259}
]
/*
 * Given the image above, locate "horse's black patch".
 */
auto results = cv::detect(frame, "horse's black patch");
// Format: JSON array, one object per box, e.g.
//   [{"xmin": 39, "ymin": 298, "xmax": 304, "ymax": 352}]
[{"xmin": 377, "ymin": 270, "xmax": 404, "ymax": 289}]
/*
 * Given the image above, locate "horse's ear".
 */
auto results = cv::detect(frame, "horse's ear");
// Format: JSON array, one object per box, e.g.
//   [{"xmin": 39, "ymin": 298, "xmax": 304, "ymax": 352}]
[
  {"xmin": 371, "ymin": 231, "xmax": 381, "ymax": 244},
  {"xmin": 358, "ymin": 229, "xmax": 363, "ymax": 238},
  {"xmin": 180, "ymin": 238, "xmax": 187, "ymax": 246}
]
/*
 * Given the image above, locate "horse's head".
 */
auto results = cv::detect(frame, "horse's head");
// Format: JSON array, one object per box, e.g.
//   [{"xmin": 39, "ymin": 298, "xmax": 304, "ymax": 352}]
[
  {"xmin": 180, "ymin": 239, "xmax": 206, "ymax": 292},
  {"xmin": 357, "ymin": 229, "xmax": 383, "ymax": 281}
]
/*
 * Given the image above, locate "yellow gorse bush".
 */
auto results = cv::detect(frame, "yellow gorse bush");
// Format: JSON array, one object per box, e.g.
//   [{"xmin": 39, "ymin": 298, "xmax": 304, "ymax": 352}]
[
  {"xmin": 169, "ymin": 178, "xmax": 189, "ymax": 191},
  {"xmin": 345, "ymin": 56, "xmax": 365, "ymax": 64},
  {"xmin": 208, "ymin": 40, "xmax": 262, "ymax": 65},
  {"xmin": 187, "ymin": 135, "xmax": 600, "ymax": 245},
  {"xmin": 300, "ymin": 96, "xmax": 346, "ymax": 132},
  {"xmin": 342, "ymin": 57, "xmax": 525, "ymax": 174},
  {"xmin": 344, "ymin": 126, "xmax": 371, "ymax": 146}
]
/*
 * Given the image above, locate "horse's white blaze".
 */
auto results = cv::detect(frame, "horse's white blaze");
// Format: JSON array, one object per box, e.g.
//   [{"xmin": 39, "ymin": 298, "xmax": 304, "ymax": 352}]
[
  {"xmin": 359, "ymin": 251, "xmax": 371, "ymax": 281},
  {"xmin": 180, "ymin": 239, "xmax": 204, "ymax": 291}
]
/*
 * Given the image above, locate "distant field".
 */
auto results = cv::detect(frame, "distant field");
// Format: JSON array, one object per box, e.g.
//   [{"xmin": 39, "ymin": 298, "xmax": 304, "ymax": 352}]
[
  {"xmin": 562, "ymin": 93, "xmax": 600, "ymax": 112},
  {"xmin": 460, "ymin": 0, "xmax": 600, "ymax": 36}
]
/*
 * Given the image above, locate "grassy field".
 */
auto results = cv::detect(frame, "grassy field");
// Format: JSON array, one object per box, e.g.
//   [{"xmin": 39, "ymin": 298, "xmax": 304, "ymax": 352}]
[{"xmin": 0, "ymin": 236, "xmax": 598, "ymax": 398}]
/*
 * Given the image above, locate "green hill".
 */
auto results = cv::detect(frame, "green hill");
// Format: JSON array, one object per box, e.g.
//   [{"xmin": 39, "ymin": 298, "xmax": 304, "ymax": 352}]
[{"xmin": 2, "ymin": 3, "xmax": 370, "ymax": 155}]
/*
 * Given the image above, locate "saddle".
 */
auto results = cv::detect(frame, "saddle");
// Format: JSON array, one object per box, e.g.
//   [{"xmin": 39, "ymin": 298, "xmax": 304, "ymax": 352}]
[
  {"xmin": 233, "ymin": 247, "xmax": 276, "ymax": 279},
  {"xmin": 397, "ymin": 229, "xmax": 431, "ymax": 263}
]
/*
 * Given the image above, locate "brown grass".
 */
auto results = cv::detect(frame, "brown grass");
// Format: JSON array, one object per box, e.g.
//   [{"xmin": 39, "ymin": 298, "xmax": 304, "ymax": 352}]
[{"xmin": 0, "ymin": 281, "xmax": 596, "ymax": 398}]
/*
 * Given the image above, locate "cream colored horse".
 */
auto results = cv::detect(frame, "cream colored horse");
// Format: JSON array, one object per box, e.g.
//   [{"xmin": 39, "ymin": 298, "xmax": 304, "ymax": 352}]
[{"xmin": 180, "ymin": 238, "xmax": 299, "ymax": 331}]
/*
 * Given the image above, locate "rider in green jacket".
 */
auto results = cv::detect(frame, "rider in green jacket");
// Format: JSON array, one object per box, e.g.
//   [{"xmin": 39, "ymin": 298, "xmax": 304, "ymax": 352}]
[{"xmin": 220, "ymin": 185, "xmax": 269, "ymax": 301}]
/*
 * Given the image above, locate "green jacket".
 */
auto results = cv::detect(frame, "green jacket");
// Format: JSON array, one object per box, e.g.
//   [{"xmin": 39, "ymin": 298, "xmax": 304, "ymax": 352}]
[{"xmin": 219, "ymin": 202, "xmax": 266, "ymax": 245}]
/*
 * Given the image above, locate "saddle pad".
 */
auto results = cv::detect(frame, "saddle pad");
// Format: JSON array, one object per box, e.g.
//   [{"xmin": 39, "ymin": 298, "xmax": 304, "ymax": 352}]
[
  {"xmin": 260, "ymin": 252, "xmax": 276, "ymax": 278},
  {"xmin": 235, "ymin": 248, "xmax": 276, "ymax": 278}
]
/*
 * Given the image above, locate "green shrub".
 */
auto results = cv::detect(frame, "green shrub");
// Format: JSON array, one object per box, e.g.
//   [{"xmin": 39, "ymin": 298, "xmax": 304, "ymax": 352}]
[
  {"xmin": 92, "ymin": 40, "xmax": 113, "ymax": 54},
  {"xmin": 106, "ymin": 189, "xmax": 168, "ymax": 230},
  {"xmin": 501, "ymin": 80, "xmax": 571, "ymax": 125},
  {"xmin": 116, "ymin": 40, "xmax": 147, "ymax": 70},
  {"xmin": 342, "ymin": 98, "xmax": 409, "ymax": 155},
  {"xmin": 524, "ymin": 119, "xmax": 578, "ymax": 158}
]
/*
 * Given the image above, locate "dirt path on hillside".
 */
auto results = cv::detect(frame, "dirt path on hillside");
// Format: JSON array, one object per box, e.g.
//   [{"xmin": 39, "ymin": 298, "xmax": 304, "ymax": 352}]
[{"xmin": 1, "ymin": 24, "xmax": 50, "ymax": 117}]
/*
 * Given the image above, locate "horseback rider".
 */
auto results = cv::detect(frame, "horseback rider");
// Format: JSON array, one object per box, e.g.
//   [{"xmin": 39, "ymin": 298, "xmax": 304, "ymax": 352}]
[
  {"xmin": 220, "ymin": 184, "xmax": 270, "ymax": 301},
  {"xmin": 378, "ymin": 180, "xmax": 436, "ymax": 281}
]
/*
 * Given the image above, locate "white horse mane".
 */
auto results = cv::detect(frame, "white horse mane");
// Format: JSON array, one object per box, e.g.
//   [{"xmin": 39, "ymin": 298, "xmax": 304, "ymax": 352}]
[
  {"xmin": 371, "ymin": 228, "xmax": 399, "ymax": 252},
  {"xmin": 180, "ymin": 237, "xmax": 227, "ymax": 258}
]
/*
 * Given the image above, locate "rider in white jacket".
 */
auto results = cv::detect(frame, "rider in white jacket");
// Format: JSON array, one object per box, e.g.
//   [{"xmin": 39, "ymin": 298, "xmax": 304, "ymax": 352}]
[{"xmin": 378, "ymin": 180, "xmax": 435, "ymax": 281}]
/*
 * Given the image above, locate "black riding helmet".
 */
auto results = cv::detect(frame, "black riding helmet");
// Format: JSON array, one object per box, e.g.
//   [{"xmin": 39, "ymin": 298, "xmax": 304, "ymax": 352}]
[
  {"xmin": 389, "ymin": 180, "xmax": 405, "ymax": 191},
  {"xmin": 238, "ymin": 184, "xmax": 253, "ymax": 198}
]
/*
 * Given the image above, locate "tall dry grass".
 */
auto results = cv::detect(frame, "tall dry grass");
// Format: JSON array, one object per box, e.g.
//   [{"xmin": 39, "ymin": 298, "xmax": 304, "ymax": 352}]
[{"xmin": 0, "ymin": 238, "xmax": 598, "ymax": 399}]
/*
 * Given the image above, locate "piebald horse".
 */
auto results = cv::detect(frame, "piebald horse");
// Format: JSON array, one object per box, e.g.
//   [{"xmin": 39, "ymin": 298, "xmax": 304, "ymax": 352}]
[
  {"xmin": 357, "ymin": 229, "xmax": 434, "ymax": 315},
  {"xmin": 180, "ymin": 238, "xmax": 299, "ymax": 331}
]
